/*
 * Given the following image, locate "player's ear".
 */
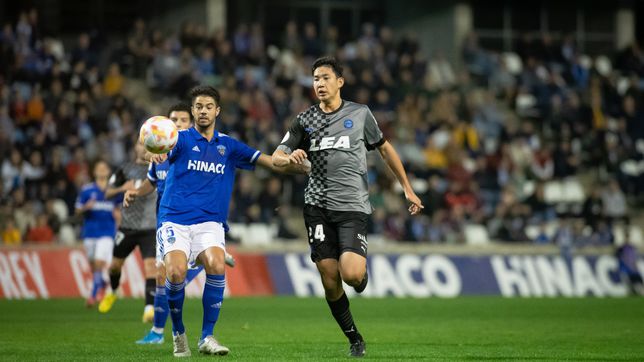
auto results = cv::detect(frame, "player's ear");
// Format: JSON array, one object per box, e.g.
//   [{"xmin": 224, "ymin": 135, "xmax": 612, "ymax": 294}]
[
  {"xmin": 337, "ymin": 76, "xmax": 344, "ymax": 88},
  {"xmin": 215, "ymin": 106, "xmax": 221, "ymax": 117}
]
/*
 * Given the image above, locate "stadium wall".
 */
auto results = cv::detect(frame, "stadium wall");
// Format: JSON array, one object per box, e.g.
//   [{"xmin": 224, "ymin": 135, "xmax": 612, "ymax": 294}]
[{"xmin": 0, "ymin": 246, "xmax": 641, "ymax": 299}]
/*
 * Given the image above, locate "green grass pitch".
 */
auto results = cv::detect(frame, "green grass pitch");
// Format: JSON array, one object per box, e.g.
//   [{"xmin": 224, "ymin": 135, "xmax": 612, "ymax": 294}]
[{"xmin": 1, "ymin": 297, "xmax": 643, "ymax": 361}]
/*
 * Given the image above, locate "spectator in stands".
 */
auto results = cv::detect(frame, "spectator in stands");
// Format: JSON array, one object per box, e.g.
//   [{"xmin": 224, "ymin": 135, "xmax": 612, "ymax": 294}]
[
  {"xmin": 1, "ymin": 217, "xmax": 22, "ymax": 245},
  {"xmin": 26, "ymin": 212, "xmax": 55, "ymax": 244}
]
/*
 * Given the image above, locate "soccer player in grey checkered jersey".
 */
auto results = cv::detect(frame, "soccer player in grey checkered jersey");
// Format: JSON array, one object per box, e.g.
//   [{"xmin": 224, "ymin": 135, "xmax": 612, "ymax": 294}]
[{"xmin": 272, "ymin": 56, "xmax": 423, "ymax": 357}]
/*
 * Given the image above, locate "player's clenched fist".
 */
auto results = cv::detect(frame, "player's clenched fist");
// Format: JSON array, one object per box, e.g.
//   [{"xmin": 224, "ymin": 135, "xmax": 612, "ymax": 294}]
[{"xmin": 288, "ymin": 149, "xmax": 308, "ymax": 164}]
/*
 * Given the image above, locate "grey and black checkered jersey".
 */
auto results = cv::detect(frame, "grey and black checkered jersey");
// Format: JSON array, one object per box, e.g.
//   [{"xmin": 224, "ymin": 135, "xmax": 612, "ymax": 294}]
[
  {"xmin": 277, "ymin": 100, "xmax": 384, "ymax": 214},
  {"xmin": 109, "ymin": 162, "xmax": 157, "ymax": 230}
]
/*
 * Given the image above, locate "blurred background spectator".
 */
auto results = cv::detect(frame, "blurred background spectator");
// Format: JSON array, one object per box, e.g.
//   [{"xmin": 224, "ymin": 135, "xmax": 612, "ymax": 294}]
[{"xmin": 0, "ymin": 1, "xmax": 643, "ymax": 252}]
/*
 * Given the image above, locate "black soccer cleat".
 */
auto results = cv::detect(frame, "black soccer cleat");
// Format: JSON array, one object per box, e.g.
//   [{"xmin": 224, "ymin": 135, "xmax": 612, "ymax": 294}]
[
  {"xmin": 354, "ymin": 272, "xmax": 368, "ymax": 294},
  {"xmin": 349, "ymin": 338, "xmax": 366, "ymax": 357}
]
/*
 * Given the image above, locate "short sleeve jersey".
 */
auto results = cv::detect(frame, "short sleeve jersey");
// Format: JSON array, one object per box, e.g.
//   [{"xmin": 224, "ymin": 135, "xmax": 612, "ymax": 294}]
[
  {"xmin": 75, "ymin": 183, "xmax": 117, "ymax": 238},
  {"xmin": 277, "ymin": 100, "xmax": 384, "ymax": 214},
  {"xmin": 109, "ymin": 162, "xmax": 157, "ymax": 230},
  {"xmin": 158, "ymin": 127, "xmax": 260, "ymax": 229}
]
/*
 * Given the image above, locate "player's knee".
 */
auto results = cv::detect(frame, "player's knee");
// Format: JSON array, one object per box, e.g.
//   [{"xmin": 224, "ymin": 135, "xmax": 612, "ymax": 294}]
[
  {"xmin": 109, "ymin": 260, "xmax": 124, "ymax": 274},
  {"xmin": 341, "ymin": 269, "xmax": 364, "ymax": 286},
  {"xmin": 166, "ymin": 263, "xmax": 187, "ymax": 283}
]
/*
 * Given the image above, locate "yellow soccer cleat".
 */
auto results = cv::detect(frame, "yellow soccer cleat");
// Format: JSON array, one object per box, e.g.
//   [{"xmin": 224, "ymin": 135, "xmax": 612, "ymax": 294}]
[
  {"xmin": 98, "ymin": 293, "xmax": 117, "ymax": 313},
  {"xmin": 142, "ymin": 305, "xmax": 154, "ymax": 323}
]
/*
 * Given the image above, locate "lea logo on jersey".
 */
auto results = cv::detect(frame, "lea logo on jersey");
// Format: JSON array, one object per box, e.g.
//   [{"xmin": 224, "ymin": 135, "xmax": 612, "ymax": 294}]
[
  {"xmin": 187, "ymin": 160, "xmax": 226, "ymax": 174},
  {"xmin": 309, "ymin": 136, "xmax": 350, "ymax": 151}
]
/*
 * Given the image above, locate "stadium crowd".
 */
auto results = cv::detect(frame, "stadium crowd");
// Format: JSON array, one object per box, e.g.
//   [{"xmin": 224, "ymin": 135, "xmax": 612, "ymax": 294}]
[{"xmin": 1, "ymin": 8, "xmax": 642, "ymax": 246}]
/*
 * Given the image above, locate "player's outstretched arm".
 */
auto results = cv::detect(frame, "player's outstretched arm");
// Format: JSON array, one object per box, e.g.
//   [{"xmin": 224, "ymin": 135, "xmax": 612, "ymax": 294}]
[
  {"xmin": 260, "ymin": 153, "xmax": 310, "ymax": 174},
  {"xmin": 376, "ymin": 140, "xmax": 424, "ymax": 215},
  {"xmin": 123, "ymin": 179, "xmax": 155, "ymax": 207}
]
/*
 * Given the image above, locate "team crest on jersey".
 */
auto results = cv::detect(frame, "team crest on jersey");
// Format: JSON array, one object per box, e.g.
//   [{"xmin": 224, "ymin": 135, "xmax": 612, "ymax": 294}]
[
  {"xmin": 305, "ymin": 127, "xmax": 314, "ymax": 134},
  {"xmin": 344, "ymin": 119, "xmax": 353, "ymax": 128},
  {"xmin": 217, "ymin": 145, "xmax": 226, "ymax": 156}
]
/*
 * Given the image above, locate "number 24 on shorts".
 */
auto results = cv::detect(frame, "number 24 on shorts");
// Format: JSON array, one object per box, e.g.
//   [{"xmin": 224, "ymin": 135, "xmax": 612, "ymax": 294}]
[{"xmin": 308, "ymin": 224, "xmax": 325, "ymax": 243}]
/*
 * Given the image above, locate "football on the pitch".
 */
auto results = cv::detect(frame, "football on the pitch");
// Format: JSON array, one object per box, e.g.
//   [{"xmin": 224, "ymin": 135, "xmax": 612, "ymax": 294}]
[{"xmin": 139, "ymin": 116, "xmax": 178, "ymax": 154}]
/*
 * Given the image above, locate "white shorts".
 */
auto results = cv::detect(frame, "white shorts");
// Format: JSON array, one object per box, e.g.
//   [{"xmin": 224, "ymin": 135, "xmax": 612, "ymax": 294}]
[
  {"xmin": 155, "ymin": 228, "xmax": 164, "ymax": 267},
  {"xmin": 83, "ymin": 236, "xmax": 114, "ymax": 264},
  {"xmin": 158, "ymin": 221, "xmax": 226, "ymax": 266}
]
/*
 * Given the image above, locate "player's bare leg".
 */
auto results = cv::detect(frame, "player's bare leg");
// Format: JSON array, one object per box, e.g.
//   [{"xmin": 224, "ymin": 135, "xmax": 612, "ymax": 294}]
[
  {"xmin": 317, "ymin": 258, "xmax": 366, "ymax": 357},
  {"xmin": 196, "ymin": 247, "xmax": 229, "ymax": 355},
  {"xmin": 339, "ymin": 252, "xmax": 368, "ymax": 292}
]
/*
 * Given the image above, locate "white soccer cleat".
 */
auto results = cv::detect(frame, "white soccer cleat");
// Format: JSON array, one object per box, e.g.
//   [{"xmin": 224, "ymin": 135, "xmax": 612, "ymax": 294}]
[
  {"xmin": 198, "ymin": 335, "xmax": 229, "ymax": 355},
  {"xmin": 172, "ymin": 332, "xmax": 192, "ymax": 357}
]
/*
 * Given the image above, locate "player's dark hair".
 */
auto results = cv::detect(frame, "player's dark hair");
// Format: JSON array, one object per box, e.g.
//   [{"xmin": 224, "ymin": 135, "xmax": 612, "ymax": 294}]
[
  {"xmin": 189, "ymin": 85, "xmax": 221, "ymax": 106},
  {"xmin": 89, "ymin": 158, "xmax": 110, "ymax": 181},
  {"xmin": 167, "ymin": 102, "xmax": 192, "ymax": 120},
  {"xmin": 312, "ymin": 56, "xmax": 343, "ymax": 78}
]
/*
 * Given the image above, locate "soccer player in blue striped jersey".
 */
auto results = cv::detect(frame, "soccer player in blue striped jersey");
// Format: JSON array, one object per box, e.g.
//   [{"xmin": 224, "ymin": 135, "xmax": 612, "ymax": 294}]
[
  {"xmin": 75, "ymin": 160, "xmax": 120, "ymax": 308},
  {"xmin": 156, "ymin": 86, "xmax": 309, "ymax": 357}
]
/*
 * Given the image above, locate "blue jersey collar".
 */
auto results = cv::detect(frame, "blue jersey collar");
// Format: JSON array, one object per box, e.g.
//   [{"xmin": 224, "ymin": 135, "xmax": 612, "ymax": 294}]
[{"xmin": 189, "ymin": 127, "xmax": 219, "ymax": 143}]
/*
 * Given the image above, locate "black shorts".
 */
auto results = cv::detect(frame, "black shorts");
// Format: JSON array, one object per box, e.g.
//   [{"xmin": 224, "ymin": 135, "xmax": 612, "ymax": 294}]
[
  {"xmin": 303, "ymin": 205, "xmax": 369, "ymax": 262},
  {"xmin": 113, "ymin": 228, "xmax": 156, "ymax": 260}
]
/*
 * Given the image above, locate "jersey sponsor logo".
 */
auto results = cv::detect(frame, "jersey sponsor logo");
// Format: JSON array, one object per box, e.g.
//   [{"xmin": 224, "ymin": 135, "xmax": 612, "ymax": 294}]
[
  {"xmin": 156, "ymin": 170, "xmax": 167, "ymax": 180},
  {"xmin": 344, "ymin": 119, "xmax": 353, "ymax": 128},
  {"xmin": 309, "ymin": 136, "xmax": 351, "ymax": 151},
  {"xmin": 192, "ymin": 145, "xmax": 201, "ymax": 152},
  {"xmin": 217, "ymin": 145, "xmax": 226, "ymax": 156},
  {"xmin": 90, "ymin": 201, "xmax": 115, "ymax": 212},
  {"xmin": 187, "ymin": 160, "xmax": 226, "ymax": 174}
]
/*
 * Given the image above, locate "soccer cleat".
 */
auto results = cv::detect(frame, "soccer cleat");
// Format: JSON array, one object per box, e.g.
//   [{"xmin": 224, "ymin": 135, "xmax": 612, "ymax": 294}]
[
  {"xmin": 224, "ymin": 253, "xmax": 236, "ymax": 267},
  {"xmin": 349, "ymin": 338, "xmax": 366, "ymax": 357},
  {"xmin": 142, "ymin": 305, "xmax": 154, "ymax": 323},
  {"xmin": 354, "ymin": 272, "xmax": 368, "ymax": 294},
  {"xmin": 198, "ymin": 335, "xmax": 230, "ymax": 355},
  {"xmin": 98, "ymin": 292, "xmax": 117, "ymax": 313},
  {"xmin": 172, "ymin": 332, "xmax": 191, "ymax": 357},
  {"xmin": 135, "ymin": 330, "xmax": 164, "ymax": 344}
]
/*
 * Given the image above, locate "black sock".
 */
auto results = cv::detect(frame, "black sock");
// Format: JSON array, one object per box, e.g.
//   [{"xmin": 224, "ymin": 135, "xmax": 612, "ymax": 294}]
[
  {"xmin": 109, "ymin": 270, "xmax": 121, "ymax": 292},
  {"xmin": 326, "ymin": 292, "xmax": 361, "ymax": 343},
  {"xmin": 145, "ymin": 278, "xmax": 156, "ymax": 305}
]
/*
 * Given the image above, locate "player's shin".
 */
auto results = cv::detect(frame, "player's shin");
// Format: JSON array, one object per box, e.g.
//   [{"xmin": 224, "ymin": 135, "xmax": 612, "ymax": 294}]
[
  {"xmin": 91, "ymin": 270, "xmax": 105, "ymax": 298},
  {"xmin": 201, "ymin": 274, "xmax": 225, "ymax": 341},
  {"xmin": 152, "ymin": 285, "xmax": 169, "ymax": 333},
  {"xmin": 327, "ymin": 292, "xmax": 362, "ymax": 343},
  {"xmin": 165, "ymin": 279, "xmax": 186, "ymax": 335}
]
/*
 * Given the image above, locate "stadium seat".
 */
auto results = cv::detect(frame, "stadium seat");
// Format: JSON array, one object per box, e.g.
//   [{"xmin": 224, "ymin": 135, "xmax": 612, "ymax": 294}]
[
  {"xmin": 561, "ymin": 179, "xmax": 585, "ymax": 203},
  {"xmin": 464, "ymin": 224, "xmax": 490, "ymax": 245},
  {"xmin": 614, "ymin": 225, "xmax": 644, "ymax": 246},
  {"xmin": 578, "ymin": 54, "xmax": 592, "ymax": 69},
  {"xmin": 58, "ymin": 223, "xmax": 77, "ymax": 246},
  {"xmin": 594, "ymin": 55, "xmax": 612, "ymax": 76},
  {"xmin": 51, "ymin": 199, "xmax": 69, "ymax": 222},
  {"xmin": 502, "ymin": 52, "xmax": 523, "ymax": 75},
  {"xmin": 229, "ymin": 223, "xmax": 277, "ymax": 246}
]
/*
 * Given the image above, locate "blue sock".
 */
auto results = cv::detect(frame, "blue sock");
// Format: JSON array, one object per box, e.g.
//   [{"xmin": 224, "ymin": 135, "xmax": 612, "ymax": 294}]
[
  {"xmin": 91, "ymin": 271, "xmax": 104, "ymax": 298},
  {"xmin": 153, "ymin": 285, "xmax": 169, "ymax": 330},
  {"xmin": 186, "ymin": 265, "xmax": 204, "ymax": 284},
  {"xmin": 201, "ymin": 274, "xmax": 225, "ymax": 341},
  {"xmin": 165, "ymin": 279, "xmax": 186, "ymax": 335}
]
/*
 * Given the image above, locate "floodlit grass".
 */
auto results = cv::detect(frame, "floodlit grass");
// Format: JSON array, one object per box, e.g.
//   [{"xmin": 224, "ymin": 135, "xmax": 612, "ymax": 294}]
[{"xmin": 1, "ymin": 297, "xmax": 643, "ymax": 361}]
